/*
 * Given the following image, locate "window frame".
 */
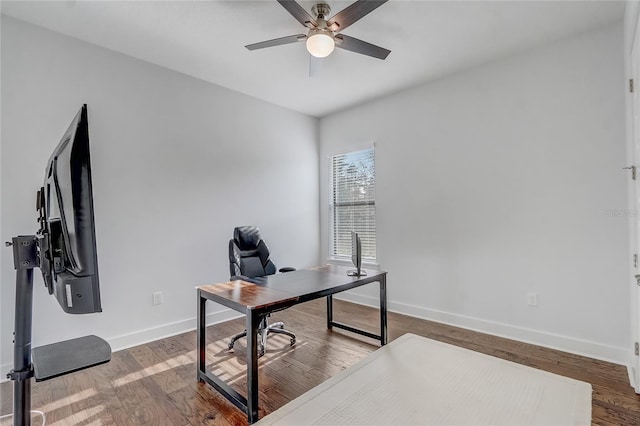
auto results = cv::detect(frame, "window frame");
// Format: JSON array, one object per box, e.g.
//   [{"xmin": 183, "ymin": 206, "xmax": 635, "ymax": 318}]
[{"xmin": 328, "ymin": 146, "xmax": 377, "ymax": 264}]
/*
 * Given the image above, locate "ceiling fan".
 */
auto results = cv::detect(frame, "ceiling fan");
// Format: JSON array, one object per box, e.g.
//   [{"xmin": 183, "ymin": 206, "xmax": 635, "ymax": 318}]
[{"xmin": 245, "ymin": 0, "xmax": 391, "ymax": 61}]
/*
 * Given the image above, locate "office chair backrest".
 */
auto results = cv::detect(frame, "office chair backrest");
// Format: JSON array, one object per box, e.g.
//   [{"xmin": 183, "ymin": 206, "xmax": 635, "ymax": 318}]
[{"xmin": 229, "ymin": 226, "xmax": 277, "ymax": 279}]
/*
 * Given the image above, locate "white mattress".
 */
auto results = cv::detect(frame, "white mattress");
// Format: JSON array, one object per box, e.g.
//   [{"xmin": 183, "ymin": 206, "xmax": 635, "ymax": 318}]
[{"xmin": 256, "ymin": 333, "xmax": 592, "ymax": 425}]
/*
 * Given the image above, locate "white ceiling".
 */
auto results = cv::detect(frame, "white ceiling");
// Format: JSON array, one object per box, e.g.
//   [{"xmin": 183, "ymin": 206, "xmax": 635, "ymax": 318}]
[{"xmin": 1, "ymin": 0, "xmax": 625, "ymax": 117}]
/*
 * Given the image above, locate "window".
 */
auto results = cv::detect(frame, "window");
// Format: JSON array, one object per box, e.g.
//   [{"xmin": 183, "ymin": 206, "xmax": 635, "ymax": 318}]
[{"xmin": 329, "ymin": 147, "xmax": 376, "ymax": 262}]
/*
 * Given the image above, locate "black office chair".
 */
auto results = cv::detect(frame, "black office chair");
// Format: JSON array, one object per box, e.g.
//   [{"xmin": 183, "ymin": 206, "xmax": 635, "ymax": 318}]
[{"xmin": 227, "ymin": 226, "xmax": 296, "ymax": 357}]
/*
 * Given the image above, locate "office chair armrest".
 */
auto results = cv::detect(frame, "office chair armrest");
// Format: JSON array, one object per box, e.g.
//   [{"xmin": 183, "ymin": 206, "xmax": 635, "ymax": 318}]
[{"xmin": 279, "ymin": 267, "xmax": 296, "ymax": 273}]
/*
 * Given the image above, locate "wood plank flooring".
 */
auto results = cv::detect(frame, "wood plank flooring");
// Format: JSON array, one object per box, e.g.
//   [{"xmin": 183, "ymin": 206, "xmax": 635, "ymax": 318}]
[{"xmin": 1, "ymin": 298, "xmax": 639, "ymax": 425}]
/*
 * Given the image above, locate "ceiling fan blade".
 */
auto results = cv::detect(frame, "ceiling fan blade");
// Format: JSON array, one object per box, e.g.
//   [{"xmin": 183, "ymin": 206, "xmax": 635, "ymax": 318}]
[
  {"xmin": 245, "ymin": 34, "xmax": 307, "ymax": 51},
  {"xmin": 327, "ymin": 0, "xmax": 387, "ymax": 32},
  {"xmin": 309, "ymin": 55, "xmax": 323, "ymax": 77},
  {"xmin": 277, "ymin": 0, "xmax": 318, "ymax": 28},
  {"xmin": 335, "ymin": 34, "xmax": 390, "ymax": 60}
]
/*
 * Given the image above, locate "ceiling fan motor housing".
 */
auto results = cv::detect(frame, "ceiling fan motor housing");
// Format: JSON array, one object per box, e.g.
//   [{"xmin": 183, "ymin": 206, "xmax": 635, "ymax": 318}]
[{"xmin": 311, "ymin": 3, "xmax": 331, "ymax": 20}]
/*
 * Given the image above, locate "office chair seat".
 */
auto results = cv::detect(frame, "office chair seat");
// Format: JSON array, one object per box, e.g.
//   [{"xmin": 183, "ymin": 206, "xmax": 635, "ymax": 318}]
[{"xmin": 227, "ymin": 226, "xmax": 296, "ymax": 357}]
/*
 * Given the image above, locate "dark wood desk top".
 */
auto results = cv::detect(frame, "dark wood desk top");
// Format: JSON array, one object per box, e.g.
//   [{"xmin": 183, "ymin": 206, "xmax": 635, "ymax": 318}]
[
  {"xmin": 199, "ymin": 280, "xmax": 298, "ymax": 311},
  {"xmin": 198, "ymin": 264, "xmax": 386, "ymax": 313}
]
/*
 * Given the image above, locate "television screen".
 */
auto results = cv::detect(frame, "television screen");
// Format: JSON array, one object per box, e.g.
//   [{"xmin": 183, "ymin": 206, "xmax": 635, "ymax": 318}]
[{"xmin": 37, "ymin": 104, "xmax": 101, "ymax": 314}]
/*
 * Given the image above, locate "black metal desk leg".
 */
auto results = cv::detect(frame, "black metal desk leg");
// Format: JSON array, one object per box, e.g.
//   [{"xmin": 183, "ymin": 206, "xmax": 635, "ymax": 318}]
[
  {"xmin": 197, "ymin": 291, "xmax": 206, "ymax": 381},
  {"xmin": 246, "ymin": 309, "xmax": 260, "ymax": 424},
  {"xmin": 380, "ymin": 276, "xmax": 388, "ymax": 345},
  {"xmin": 326, "ymin": 295, "xmax": 333, "ymax": 329}
]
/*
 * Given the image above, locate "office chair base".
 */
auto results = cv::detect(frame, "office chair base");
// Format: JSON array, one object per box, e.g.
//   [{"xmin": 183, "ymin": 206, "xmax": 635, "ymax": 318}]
[
  {"xmin": 266, "ymin": 327, "xmax": 296, "ymax": 347},
  {"xmin": 228, "ymin": 319, "xmax": 296, "ymax": 357}
]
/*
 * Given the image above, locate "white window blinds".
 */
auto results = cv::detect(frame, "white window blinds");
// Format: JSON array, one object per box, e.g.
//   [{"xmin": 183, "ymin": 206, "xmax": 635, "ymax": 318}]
[{"xmin": 329, "ymin": 147, "xmax": 376, "ymax": 261}]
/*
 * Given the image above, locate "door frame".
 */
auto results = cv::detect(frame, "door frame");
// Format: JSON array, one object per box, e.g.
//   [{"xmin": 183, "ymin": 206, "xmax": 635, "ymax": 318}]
[{"xmin": 626, "ymin": 1, "xmax": 640, "ymax": 393}]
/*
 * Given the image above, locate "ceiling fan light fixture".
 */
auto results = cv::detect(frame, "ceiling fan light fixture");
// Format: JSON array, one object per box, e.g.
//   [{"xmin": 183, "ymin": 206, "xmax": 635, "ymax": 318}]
[{"xmin": 306, "ymin": 31, "xmax": 335, "ymax": 58}]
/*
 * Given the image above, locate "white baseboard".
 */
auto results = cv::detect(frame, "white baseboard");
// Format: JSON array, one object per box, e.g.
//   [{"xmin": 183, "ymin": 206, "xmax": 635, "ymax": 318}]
[
  {"xmin": 0, "ymin": 308, "xmax": 242, "ymax": 384},
  {"xmin": 335, "ymin": 292, "xmax": 629, "ymax": 366},
  {"xmin": 106, "ymin": 308, "xmax": 242, "ymax": 352}
]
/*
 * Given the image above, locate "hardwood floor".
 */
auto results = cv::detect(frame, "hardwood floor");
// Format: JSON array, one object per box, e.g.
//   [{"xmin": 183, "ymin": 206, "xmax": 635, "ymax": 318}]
[{"xmin": 1, "ymin": 298, "xmax": 639, "ymax": 425}]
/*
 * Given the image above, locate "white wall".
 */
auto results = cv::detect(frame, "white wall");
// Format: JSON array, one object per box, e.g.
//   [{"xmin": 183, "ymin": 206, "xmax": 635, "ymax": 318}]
[
  {"xmin": 320, "ymin": 23, "xmax": 629, "ymax": 363},
  {"xmin": 0, "ymin": 17, "xmax": 319, "ymax": 373}
]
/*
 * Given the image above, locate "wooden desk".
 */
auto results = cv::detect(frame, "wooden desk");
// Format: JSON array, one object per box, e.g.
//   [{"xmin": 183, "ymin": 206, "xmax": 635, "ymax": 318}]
[{"xmin": 197, "ymin": 264, "xmax": 388, "ymax": 424}]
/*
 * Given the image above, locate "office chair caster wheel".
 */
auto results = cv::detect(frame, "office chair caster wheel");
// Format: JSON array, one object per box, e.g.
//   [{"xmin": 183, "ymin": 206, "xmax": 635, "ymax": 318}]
[
  {"xmin": 228, "ymin": 342, "xmax": 235, "ymax": 351},
  {"xmin": 290, "ymin": 338, "xmax": 296, "ymax": 346},
  {"xmin": 259, "ymin": 349, "xmax": 265, "ymax": 357}
]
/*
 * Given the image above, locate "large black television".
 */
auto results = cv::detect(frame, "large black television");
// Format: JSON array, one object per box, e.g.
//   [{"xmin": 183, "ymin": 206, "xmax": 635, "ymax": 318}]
[
  {"xmin": 7, "ymin": 104, "xmax": 110, "ymax": 426},
  {"xmin": 37, "ymin": 104, "xmax": 101, "ymax": 314}
]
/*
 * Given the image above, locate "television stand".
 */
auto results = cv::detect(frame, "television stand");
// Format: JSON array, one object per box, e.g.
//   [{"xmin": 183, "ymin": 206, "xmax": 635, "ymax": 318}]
[{"xmin": 6, "ymin": 235, "xmax": 111, "ymax": 426}]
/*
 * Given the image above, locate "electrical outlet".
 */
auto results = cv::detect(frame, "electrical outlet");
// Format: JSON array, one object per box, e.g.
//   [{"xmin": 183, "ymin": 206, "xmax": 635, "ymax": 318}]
[
  {"xmin": 526, "ymin": 292, "xmax": 538, "ymax": 307},
  {"xmin": 153, "ymin": 291, "xmax": 163, "ymax": 306}
]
